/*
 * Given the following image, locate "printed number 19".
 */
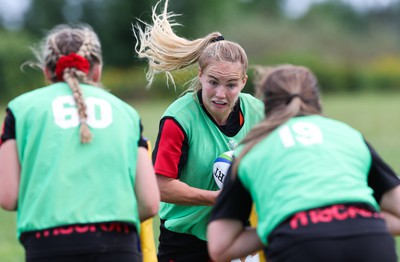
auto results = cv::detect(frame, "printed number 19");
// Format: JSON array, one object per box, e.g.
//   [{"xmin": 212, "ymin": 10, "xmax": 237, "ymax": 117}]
[{"xmin": 279, "ymin": 122, "xmax": 323, "ymax": 148}]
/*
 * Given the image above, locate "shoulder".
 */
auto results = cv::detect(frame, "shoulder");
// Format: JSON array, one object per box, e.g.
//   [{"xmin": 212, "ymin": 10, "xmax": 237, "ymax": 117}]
[
  {"xmin": 291, "ymin": 115, "xmax": 364, "ymax": 137},
  {"xmin": 81, "ymin": 84, "xmax": 140, "ymax": 116},
  {"xmin": 239, "ymin": 93, "xmax": 264, "ymax": 111},
  {"xmin": 164, "ymin": 93, "xmax": 198, "ymax": 116},
  {"xmin": 310, "ymin": 115, "xmax": 359, "ymax": 130},
  {"xmin": 239, "ymin": 93, "xmax": 264, "ymax": 122},
  {"xmin": 8, "ymin": 83, "xmax": 62, "ymax": 108}
]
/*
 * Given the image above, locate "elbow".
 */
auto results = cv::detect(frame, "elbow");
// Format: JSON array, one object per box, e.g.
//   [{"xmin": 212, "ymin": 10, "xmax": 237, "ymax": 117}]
[
  {"xmin": 1, "ymin": 204, "xmax": 16, "ymax": 211},
  {"xmin": 139, "ymin": 201, "xmax": 159, "ymax": 222},
  {"xmin": 159, "ymin": 189, "xmax": 171, "ymax": 203},
  {"xmin": 208, "ymin": 245, "xmax": 223, "ymax": 262},
  {"xmin": 157, "ymin": 179, "xmax": 170, "ymax": 203},
  {"xmin": 147, "ymin": 201, "xmax": 159, "ymax": 218},
  {"xmin": 148, "ymin": 190, "xmax": 160, "ymax": 218},
  {"xmin": 208, "ymin": 244, "xmax": 229, "ymax": 262},
  {"xmin": 207, "ymin": 226, "xmax": 229, "ymax": 262},
  {"xmin": 0, "ymin": 195, "xmax": 17, "ymax": 211}
]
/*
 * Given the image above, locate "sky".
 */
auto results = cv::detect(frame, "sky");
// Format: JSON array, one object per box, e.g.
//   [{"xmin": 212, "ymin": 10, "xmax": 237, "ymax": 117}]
[
  {"xmin": 284, "ymin": 0, "xmax": 399, "ymax": 18},
  {"xmin": 0, "ymin": 0, "xmax": 30, "ymax": 29},
  {"xmin": 0, "ymin": 0, "xmax": 399, "ymax": 29}
]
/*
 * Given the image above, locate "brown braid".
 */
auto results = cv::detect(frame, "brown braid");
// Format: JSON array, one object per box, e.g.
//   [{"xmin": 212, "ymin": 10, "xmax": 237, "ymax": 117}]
[
  {"xmin": 63, "ymin": 68, "xmax": 92, "ymax": 143},
  {"xmin": 72, "ymin": 28, "xmax": 94, "ymax": 143},
  {"xmin": 44, "ymin": 34, "xmax": 63, "ymax": 82}
]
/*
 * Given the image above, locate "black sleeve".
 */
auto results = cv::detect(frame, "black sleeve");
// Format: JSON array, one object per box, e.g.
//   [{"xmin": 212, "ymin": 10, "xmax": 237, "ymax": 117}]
[
  {"xmin": 366, "ymin": 140, "xmax": 400, "ymax": 203},
  {"xmin": 0, "ymin": 108, "xmax": 16, "ymax": 146},
  {"xmin": 138, "ymin": 120, "xmax": 148, "ymax": 149},
  {"xmin": 209, "ymin": 161, "xmax": 253, "ymax": 226}
]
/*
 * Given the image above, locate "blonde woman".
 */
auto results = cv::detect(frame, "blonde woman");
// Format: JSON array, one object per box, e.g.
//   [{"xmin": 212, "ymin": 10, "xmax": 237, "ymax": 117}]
[
  {"xmin": 134, "ymin": 1, "xmax": 264, "ymax": 261},
  {"xmin": 207, "ymin": 64, "xmax": 400, "ymax": 262},
  {"xmin": 0, "ymin": 23, "xmax": 159, "ymax": 262}
]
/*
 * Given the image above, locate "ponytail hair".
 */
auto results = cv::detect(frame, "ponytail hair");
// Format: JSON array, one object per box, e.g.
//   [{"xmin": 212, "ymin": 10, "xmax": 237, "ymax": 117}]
[
  {"xmin": 231, "ymin": 64, "xmax": 322, "ymax": 176},
  {"xmin": 133, "ymin": 0, "xmax": 248, "ymax": 92}
]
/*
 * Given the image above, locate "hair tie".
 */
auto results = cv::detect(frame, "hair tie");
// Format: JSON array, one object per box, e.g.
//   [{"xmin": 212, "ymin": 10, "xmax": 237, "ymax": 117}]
[
  {"xmin": 212, "ymin": 35, "xmax": 225, "ymax": 43},
  {"xmin": 286, "ymin": 94, "xmax": 302, "ymax": 104},
  {"xmin": 55, "ymin": 53, "xmax": 90, "ymax": 81}
]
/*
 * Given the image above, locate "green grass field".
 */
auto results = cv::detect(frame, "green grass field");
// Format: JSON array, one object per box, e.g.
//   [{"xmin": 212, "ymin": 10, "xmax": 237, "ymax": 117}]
[{"xmin": 0, "ymin": 92, "xmax": 399, "ymax": 261}]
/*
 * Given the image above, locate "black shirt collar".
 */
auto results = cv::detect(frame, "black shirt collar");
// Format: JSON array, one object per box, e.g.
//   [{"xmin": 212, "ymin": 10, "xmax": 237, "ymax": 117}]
[{"xmin": 197, "ymin": 90, "xmax": 242, "ymax": 137}]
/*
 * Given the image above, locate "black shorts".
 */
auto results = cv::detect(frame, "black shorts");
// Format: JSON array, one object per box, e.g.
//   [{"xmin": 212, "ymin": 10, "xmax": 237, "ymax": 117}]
[
  {"xmin": 267, "ymin": 234, "xmax": 397, "ymax": 262},
  {"xmin": 157, "ymin": 219, "xmax": 211, "ymax": 262},
  {"xmin": 20, "ymin": 222, "xmax": 142, "ymax": 262},
  {"xmin": 266, "ymin": 203, "xmax": 398, "ymax": 262}
]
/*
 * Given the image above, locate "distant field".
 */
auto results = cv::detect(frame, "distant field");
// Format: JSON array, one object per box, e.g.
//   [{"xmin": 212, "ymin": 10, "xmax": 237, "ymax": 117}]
[
  {"xmin": 323, "ymin": 92, "xmax": 400, "ymax": 174},
  {"xmin": 0, "ymin": 92, "xmax": 399, "ymax": 261}
]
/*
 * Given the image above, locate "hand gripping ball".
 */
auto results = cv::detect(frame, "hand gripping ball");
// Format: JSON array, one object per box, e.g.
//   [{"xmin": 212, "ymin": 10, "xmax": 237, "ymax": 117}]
[{"xmin": 212, "ymin": 150, "xmax": 234, "ymax": 189}]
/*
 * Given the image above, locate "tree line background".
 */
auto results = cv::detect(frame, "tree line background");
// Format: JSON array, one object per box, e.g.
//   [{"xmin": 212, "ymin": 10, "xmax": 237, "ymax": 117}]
[{"xmin": 1, "ymin": 0, "xmax": 400, "ymax": 103}]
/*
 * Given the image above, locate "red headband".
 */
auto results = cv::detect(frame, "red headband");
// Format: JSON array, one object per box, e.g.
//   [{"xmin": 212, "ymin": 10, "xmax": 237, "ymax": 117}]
[{"xmin": 55, "ymin": 53, "xmax": 90, "ymax": 81}]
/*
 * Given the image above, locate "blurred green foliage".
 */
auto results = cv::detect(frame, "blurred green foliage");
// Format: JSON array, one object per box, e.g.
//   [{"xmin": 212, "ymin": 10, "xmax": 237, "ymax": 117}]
[
  {"xmin": 0, "ymin": 29, "xmax": 42, "ymax": 101},
  {"xmin": 1, "ymin": 0, "xmax": 400, "ymax": 103}
]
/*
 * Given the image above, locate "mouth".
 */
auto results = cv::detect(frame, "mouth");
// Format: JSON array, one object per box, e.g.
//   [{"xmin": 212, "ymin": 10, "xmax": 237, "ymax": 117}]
[{"xmin": 213, "ymin": 101, "xmax": 227, "ymax": 106}]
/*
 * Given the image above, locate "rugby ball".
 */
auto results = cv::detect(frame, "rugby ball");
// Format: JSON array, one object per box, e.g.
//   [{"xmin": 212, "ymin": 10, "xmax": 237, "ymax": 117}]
[{"xmin": 212, "ymin": 150, "xmax": 234, "ymax": 189}]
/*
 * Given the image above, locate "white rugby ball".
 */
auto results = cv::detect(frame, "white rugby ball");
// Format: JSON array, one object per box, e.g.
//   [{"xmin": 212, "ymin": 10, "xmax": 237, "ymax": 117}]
[{"xmin": 212, "ymin": 150, "xmax": 234, "ymax": 189}]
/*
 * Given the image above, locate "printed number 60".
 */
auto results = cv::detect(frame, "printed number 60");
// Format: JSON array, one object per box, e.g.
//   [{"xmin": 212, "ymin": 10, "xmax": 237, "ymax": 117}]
[{"xmin": 52, "ymin": 95, "xmax": 112, "ymax": 129}]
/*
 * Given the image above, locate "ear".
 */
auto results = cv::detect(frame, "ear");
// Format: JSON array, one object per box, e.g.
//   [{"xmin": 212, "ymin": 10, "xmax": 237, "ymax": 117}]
[
  {"xmin": 44, "ymin": 67, "xmax": 52, "ymax": 81},
  {"xmin": 91, "ymin": 63, "xmax": 102, "ymax": 82},
  {"xmin": 241, "ymin": 74, "xmax": 248, "ymax": 90},
  {"xmin": 198, "ymin": 66, "xmax": 202, "ymax": 78}
]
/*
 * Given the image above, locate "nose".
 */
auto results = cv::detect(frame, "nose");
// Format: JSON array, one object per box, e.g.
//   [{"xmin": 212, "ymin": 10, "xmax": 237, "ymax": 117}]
[{"xmin": 215, "ymin": 86, "xmax": 226, "ymax": 98}]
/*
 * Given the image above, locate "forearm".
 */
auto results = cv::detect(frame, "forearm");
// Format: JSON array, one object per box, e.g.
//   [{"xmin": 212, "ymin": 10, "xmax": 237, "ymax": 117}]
[
  {"xmin": 0, "ymin": 140, "xmax": 20, "ymax": 211},
  {"xmin": 380, "ymin": 186, "xmax": 400, "ymax": 218},
  {"xmin": 219, "ymin": 227, "xmax": 263, "ymax": 262},
  {"xmin": 208, "ymin": 220, "xmax": 263, "ymax": 262},
  {"xmin": 157, "ymin": 175, "xmax": 219, "ymax": 206},
  {"xmin": 135, "ymin": 148, "xmax": 160, "ymax": 222},
  {"xmin": 382, "ymin": 211, "xmax": 400, "ymax": 235},
  {"xmin": 380, "ymin": 186, "xmax": 400, "ymax": 235}
]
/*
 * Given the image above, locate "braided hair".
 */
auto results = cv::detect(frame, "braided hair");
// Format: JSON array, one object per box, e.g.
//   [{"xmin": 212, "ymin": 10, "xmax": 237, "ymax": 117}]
[{"xmin": 32, "ymin": 24, "xmax": 102, "ymax": 144}]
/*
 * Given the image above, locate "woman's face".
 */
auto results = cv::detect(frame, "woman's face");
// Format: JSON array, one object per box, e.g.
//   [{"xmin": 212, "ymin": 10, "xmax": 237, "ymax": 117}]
[{"xmin": 199, "ymin": 61, "xmax": 247, "ymax": 125}]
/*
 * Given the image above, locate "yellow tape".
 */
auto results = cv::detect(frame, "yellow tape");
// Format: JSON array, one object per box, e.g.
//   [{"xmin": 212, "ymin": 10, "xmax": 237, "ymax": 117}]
[{"xmin": 140, "ymin": 140, "xmax": 158, "ymax": 262}]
